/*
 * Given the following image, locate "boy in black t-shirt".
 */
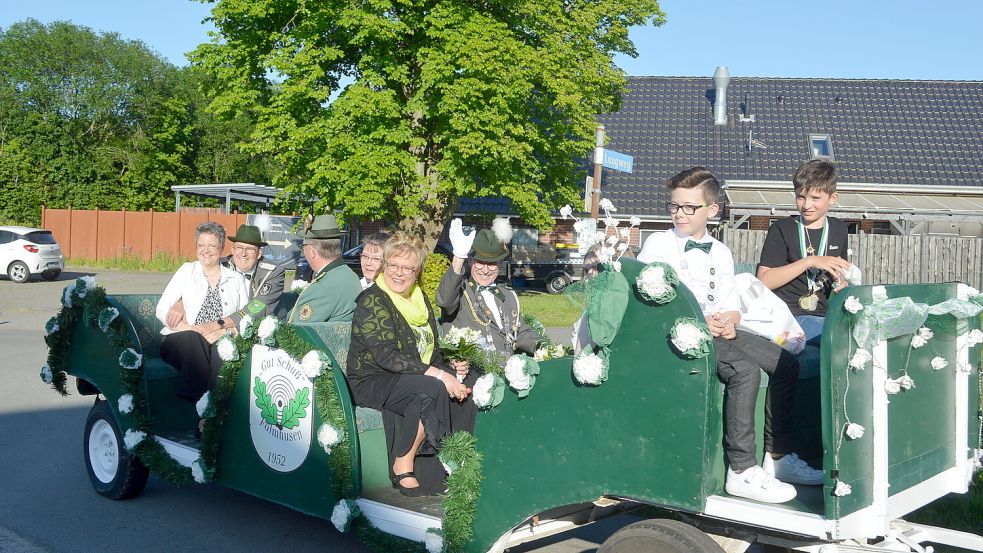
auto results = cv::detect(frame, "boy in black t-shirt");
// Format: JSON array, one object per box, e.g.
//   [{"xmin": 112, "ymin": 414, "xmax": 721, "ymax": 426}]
[{"xmin": 757, "ymin": 160, "xmax": 851, "ymax": 346}]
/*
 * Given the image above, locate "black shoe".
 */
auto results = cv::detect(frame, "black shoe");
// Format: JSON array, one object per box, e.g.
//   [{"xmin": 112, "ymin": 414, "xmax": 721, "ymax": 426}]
[{"xmin": 391, "ymin": 472, "xmax": 427, "ymax": 497}]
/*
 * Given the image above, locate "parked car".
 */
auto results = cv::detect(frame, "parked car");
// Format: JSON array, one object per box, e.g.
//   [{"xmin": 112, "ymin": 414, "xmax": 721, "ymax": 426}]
[{"xmin": 0, "ymin": 226, "xmax": 64, "ymax": 283}]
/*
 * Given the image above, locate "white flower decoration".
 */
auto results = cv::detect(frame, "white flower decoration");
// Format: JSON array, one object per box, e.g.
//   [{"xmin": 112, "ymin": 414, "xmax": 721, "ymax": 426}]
[
  {"xmin": 98, "ymin": 307, "xmax": 119, "ymax": 332},
  {"xmin": 445, "ymin": 326, "xmax": 480, "ymax": 345},
  {"xmin": 639, "ymin": 265, "xmax": 671, "ymax": 298},
  {"xmin": 967, "ymin": 329, "xmax": 983, "ymax": 348},
  {"xmin": 192, "ymin": 458, "xmax": 207, "ymax": 483},
  {"xmin": 833, "ymin": 480, "xmax": 852, "ymax": 497},
  {"xmin": 604, "ymin": 215, "xmax": 617, "ymax": 229},
  {"xmin": 216, "ymin": 336, "xmax": 238, "ymax": 361},
  {"xmin": 629, "ymin": 216, "xmax": 641, "ymax": 227},
  {"xmin": 317, "ymin": 423, "xmax": 343, "ymax": 454},
  {"xmin": 331, "ymin": 500, "xmax": 352, "ymax": 533},
  {"xmin": 672, "ymin": 322, "xmax": 706, "ymax": 353},
  {"xmin": 843, "ymin": 296, "xmax": 864, "ymax": 314},
  {"xmin": 533, "ymin": 347, "xmax": 550, "ymax": 362},
  {"xmin": 598, "ymin": 198, "xmax": 616, "ymax": 212},
  {"xmin": 573, "ymin": 352, "xmax": 605, "ymax": 385},
  {"xmin": 845, "ymin": 423, "xmax": 865, "ymax": 440},
  {"xmin": 62, "ymin": 286, "xmax": 73, "ymax": 308},
  {"xmin": 257, "ymin": 315, "xmax": 278, "ymax": 342},
  {"xmin": 119, "ymin": 348, "xmax": 143, "ymax": 370},
  {"xmin": 46, "ymin": 319, "xmax": 60, "ymax": 335},
  {"xmin": 290, "ymin": 279, "xmax": 309, "ymax": 291},
  {"xmin": 40, "ymin": 364, "xmax": 53, "ymax": 384},
  {"xmin": 504, "ymin": 355, "xmax": 531, "ymax": 391},
  {"xmin": 618, "ymin": 227, "xmax": 630, "ymax": 239},
  {"xmin": 196, "ymin": 392, "xmax": 212, "ymax": 417},
  {"xmin": 884, "ymin": 378, "xmax": 901, "ymax": 395},
  {"xmin": 472, "ymin": 373, "xmax": 496, "ymax": 408},
  {"xmin": 843, "ymin": 264, "xmax": 863, "ymax": 286},
  {"xmin": 559, "ymin": 205, "xmax": 573, "ymax": 219},
  {"xmin": 604, "ymin": 234, "xmax": 618, "ymax": 247},
  {"xmin": 957, "ymin": 284, "xmax": 980, "ymax": 301},
  {"xmin": 612, "ymin": 261, "xmax": 622, "ymax": 272},
  {"xmin": 898, "ymin": 375, "xmax": 915, "ymax": 390},
  {"xmin": 424, "ymin": 529, "xmax": 444, "ymax": 553},
  {"xmin": 238, "ymin": 314, "xmax": 254, "ymax": 335},
  {"xmin": 551, "ymin": 344, "xmax": 567, "ymax": 358},
  {"xmin": 957, "ymin": 360, "xmax": 972, "ymax": 374},
  {"xmin": 123, "ymin": 429, "xmax": 146, "ymax": 451},
  {"xmin": 871, "ymin": 286, "xmax": 888, "ymax": 302},
  {"xmin": 76, "ymin": 275, "xmax": 96, "ymax": 298},
  {"xmin": 302, "ymin": 350, "xmax": 327, "ymax": 379},
  {"xmin": 849, "ymin": 349, "xmax": 872, "ymax": 371},
  {"xmin": 616, "ymin": 242, "xmax": 628, "ymax": 252},
  {"xmin": 911, "ymin": 335, "xmax": 927, "ymax": 349},
  {"xmin": 118, "ymin": 394, "xmax": 134, "ymax": 414},
  {"xmin": 931, "ymin": 357, "xmax": 948, "ymax": 371}
]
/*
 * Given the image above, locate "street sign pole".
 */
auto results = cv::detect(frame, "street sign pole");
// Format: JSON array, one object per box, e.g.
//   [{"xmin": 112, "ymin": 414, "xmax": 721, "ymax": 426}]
[{"xmin": 591, "ymin": 125, "xmax": 604, "ymax": 219}]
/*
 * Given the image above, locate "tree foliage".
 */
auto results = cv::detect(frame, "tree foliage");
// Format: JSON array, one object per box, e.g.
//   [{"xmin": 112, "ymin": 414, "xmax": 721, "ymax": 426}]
[
  {"xmin": 191, "ymin": 0, "xmax": 664, "ymax": 246},
  {"xmin": 0, "ymin": 19, "xmax": 275, "ymax": 226}
]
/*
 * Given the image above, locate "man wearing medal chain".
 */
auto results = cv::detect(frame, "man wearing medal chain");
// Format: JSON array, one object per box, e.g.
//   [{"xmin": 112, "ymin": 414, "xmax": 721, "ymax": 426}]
[
  {"xmin": 757, "ymin": 160, "xmax": 850, "ymax": 346},
  {"xmin": 436, "ymin": 218, "xmax": 541, "ymax": 364}
]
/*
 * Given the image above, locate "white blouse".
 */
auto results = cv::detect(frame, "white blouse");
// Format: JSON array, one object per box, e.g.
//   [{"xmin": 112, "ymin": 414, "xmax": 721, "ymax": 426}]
[{"xmin": 155, "ymin": 261, "xmax": 249, "ymax": 335}]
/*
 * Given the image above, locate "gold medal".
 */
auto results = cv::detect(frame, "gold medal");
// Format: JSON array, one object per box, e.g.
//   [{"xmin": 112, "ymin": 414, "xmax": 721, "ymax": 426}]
[
  {"xmin": 806, "ymin": 246, "xmax": 816, "ymax": 255},
  {"xmin": 799, "ymin": 293, "xmax": 819, "ymax": 312}
]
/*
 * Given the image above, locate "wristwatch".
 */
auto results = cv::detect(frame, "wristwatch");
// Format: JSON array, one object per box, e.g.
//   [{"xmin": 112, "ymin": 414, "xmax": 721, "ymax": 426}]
[{"xmin": 216, "ymin": 318, "xmax": 226, "ymax": 328}]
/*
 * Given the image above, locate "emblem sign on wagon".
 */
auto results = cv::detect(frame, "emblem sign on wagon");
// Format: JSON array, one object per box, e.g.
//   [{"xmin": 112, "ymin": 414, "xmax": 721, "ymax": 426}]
[{"xmin": 249, "ymin": 345, "xmax": 313, "ymax": 472}]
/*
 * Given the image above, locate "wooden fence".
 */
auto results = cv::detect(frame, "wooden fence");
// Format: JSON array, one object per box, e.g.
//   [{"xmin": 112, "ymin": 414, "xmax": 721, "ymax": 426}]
[
  {"xmin": 41, "ymin": 207, "xmax": 250, "ymax": 261},
  {"xmin": 722, "ymin": 228, "xmax": 983, "ymax": 289}
]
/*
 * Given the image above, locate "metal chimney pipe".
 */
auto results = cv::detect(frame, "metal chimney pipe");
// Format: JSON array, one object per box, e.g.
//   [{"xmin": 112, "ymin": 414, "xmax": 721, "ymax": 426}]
[{"xmin": 712, "ymin": 66, "xmax": 730, "ymax": 126}]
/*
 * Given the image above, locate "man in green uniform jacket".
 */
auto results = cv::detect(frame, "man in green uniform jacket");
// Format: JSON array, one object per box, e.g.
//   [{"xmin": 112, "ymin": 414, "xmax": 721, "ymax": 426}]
[{"xmin": 287, "ymin": 215, "xmax": 361, "ymax": 324}]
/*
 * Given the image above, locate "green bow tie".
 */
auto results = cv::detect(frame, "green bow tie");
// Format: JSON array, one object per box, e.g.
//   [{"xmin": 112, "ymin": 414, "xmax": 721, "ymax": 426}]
[
  {"xmin": 475, "ymin": 283, "xmax": 504, "ymax": 303},
  {"xmin": 684, "ymin": 240, "xmax": 712, "ymax": 254}
]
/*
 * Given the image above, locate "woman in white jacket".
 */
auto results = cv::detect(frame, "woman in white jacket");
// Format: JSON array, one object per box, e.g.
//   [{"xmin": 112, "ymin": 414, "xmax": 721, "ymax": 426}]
[{"xmin": 156, "ymin": 222, "xmax": 249, "ymax": 403}]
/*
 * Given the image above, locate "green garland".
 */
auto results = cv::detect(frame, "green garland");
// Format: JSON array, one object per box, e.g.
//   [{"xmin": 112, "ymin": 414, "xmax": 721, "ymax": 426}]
[
  {"xmin": 439, "ymin": 431, "xmax": 483, "ymax": 552},
  {"xmin": 44, "ymin": 280, "xmax": 194, "ymax": 485}
]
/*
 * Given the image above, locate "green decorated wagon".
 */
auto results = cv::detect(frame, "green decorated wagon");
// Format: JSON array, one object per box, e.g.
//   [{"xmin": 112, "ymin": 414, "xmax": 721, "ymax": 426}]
[{"xmin": 43, "ymin": 261, "xmax": 983, "ymax": 553}]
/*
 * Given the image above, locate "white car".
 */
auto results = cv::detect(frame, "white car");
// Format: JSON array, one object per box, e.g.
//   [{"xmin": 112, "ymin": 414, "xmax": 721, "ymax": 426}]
[{"xmin": 0, "ymin": 226, "xmax": 65, "ymax": 283}]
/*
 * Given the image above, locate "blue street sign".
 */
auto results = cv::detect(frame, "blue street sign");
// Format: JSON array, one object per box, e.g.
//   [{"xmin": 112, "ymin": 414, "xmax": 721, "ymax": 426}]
[{"xmin": 601, "ymin": 149, "xmax": 633, "ymax": 173}]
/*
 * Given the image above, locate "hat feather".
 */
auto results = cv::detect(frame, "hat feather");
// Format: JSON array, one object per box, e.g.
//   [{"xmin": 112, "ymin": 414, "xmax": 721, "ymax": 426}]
[{"xmin": 492, "ymin": 217, "xmax": 513, "ymax": 244}]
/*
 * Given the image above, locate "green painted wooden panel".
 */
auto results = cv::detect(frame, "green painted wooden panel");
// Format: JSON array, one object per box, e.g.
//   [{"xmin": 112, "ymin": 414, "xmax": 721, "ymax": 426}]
[
  {"xmin": 466, "ymin": 259, "xmax": 724, "ymax": 553},
  {"xmin": 822, "ymin": 287, "xmax": 875, "ymax": 520}
]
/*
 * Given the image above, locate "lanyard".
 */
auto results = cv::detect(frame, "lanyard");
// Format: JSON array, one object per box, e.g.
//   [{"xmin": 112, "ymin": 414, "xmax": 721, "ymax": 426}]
[{"xmin": 797, "ymin": 217, "xmax": 828, "ymax": 290}]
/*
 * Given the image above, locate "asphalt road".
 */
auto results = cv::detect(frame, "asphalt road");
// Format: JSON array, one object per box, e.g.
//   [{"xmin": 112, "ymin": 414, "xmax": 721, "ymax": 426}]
[{"xmin": 0, "ymin": 268, "xmax": 633, "ymax": 553}]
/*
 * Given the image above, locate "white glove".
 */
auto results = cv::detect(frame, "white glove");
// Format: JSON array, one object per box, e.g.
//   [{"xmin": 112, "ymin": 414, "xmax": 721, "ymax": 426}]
[{"xmin": 448, "ymin": 218, "xmax": 476, "ymax": 259}]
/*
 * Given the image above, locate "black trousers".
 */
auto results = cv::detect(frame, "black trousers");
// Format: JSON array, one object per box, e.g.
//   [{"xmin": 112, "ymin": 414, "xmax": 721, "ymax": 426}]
[
  {"xmin": 160, "ymin": 330, "xmax": 222, "ymax": 402},
  {"xmin": 714, "ymin": 330, "xmax": 799, "ymax": 471},
  {"xmin": 382, "ymin": 371, "xmax": 477, "ymax": 494}
]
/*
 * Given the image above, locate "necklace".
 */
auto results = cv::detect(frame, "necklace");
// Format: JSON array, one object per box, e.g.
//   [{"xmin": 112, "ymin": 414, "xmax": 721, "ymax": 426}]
[{"xmin": 796, "ymin": 217, "xmax": 829, "ymax": 312}]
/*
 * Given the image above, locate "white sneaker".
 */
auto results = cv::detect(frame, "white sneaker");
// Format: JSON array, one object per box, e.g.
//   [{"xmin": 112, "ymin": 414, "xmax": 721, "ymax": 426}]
[
  {"xmin": 725, "ymin": 465, "xmax": 797, "ymax": 503},
  {"xmin": 763, "ymin": 453, "xmax": 824, "ymax": 485}
]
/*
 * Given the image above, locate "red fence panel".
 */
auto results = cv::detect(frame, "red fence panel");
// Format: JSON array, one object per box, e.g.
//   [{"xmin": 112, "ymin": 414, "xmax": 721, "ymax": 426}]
[
  {"xmin": 152, "ymin": 212, "xmax": 183, "ymax": 260},
  {"xmin": 70, "ymin": 210, "xmax": 98, "ymax": 260},
  {"xmin": 97, "ymin": 210, "xmax": 125, "ymax": 260},
  {"xmin": 124, "ymin": 210, "xmax": 153, "ymax": 261},
  {"xmin": 41, "ymin": 207, "xmax": 73, "ymax": 258}
]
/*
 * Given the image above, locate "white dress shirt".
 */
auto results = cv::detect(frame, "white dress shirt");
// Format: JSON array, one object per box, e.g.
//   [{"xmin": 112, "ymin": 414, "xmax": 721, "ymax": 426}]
[
  {"xmin": 156, "ymin": 261, "xmax": 250, "ymax": 335},
  {"xmin": 637, "ymin": 229, "xmax": 740, "ymax": 316}
]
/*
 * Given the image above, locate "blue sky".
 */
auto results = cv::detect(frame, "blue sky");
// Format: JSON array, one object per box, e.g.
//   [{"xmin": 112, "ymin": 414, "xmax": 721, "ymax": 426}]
[{"xmin": 1, "ymin": 0, "xmax": 980, "ymax": 81}]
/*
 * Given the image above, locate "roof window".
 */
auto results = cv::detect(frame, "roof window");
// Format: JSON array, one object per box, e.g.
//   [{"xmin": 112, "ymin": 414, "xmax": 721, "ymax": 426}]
[{"xmin": 809, "ymin": 134, "xmax": 834, "ymax": 160}]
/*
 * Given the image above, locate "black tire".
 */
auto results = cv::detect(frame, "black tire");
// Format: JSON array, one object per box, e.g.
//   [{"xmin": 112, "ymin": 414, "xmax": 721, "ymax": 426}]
[
  {"xmin": 598, "ymin": 519, "xmax": 725, "ymax": 553},
  {"xmin": 83, "ymin": 399, "xmax": 149, "ymax": 500},
  {"xmin": 7, "ymin": 261, "xmax": 30, "ymax": 283},
  {"xmin": 41, "ymin": 269, "xmax": 61, "ymax": 281},
  {"xmin": 546, "ymin": 273, "xmax": 571, "ymax": 294}
]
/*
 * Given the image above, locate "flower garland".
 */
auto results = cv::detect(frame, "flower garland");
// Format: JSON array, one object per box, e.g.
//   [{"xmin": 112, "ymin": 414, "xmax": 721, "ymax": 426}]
[
  {"xmin": 503, "ymin": 354, "xmax": 540, "ymax": 398},
  {"xmin": 637, "ymin": 262, "xmax": 679, "ymax": 305},
  {"xmin": 43, "ymin": 278, "xmax": 195, "ymax": 485}
]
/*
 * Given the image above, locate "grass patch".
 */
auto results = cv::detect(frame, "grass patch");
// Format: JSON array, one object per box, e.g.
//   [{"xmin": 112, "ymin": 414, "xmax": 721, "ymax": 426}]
[
  {"xmin": 518, "ymin": 290, "xmax": 583, "ymax": 328},
  {"xmin": 907, "ymin": 471, "xmax": 983, "ymax": 538},
  {"xmin": 66, "ymin": 251, "xmax": 186, "ymax": 273}
]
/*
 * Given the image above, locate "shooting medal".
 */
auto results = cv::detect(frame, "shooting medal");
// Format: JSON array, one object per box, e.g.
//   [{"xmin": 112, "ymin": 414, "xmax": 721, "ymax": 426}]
[{"xmin": 799, "ymin": 292, "xmax": 820, "ymax": 312}]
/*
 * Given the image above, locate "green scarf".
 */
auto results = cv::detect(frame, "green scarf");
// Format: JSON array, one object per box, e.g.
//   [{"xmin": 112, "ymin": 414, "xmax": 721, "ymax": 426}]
[{"xmin": 376, "ymin": 277, "xmax": 434, "ymax": 363}]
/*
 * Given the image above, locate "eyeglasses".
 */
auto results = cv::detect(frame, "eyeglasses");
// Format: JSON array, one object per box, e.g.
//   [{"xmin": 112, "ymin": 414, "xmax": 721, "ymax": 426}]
[
  {"xmin": 197, "ymin": 244, "xmax": 222, "ymax": 252},
  {"xmin": 360, "ymin": 254, "xmax": 383, "ymax": 264},
  {"xmin": 666, "ymin": 202, "xmax": 710, "ymax": 215},
  {"xmin": 232, "ymin": 245, "xmax": 260, "ymax": 254},
  {"xmin": 385, "ymin": 262, "xmax": 418, "ymax": 275}
]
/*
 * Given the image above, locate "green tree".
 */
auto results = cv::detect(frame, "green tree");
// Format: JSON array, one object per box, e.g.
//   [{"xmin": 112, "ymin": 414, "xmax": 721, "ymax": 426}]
[{"xmin": 191, "ymin": 0, "xmax": 663, "ymax": 246}]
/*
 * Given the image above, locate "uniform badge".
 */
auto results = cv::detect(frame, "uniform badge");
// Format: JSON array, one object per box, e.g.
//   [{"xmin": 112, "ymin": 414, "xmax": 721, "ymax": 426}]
[
  {"xmin": 246, "ymin": 299, "xmax": 266, "ymax": 315},
  {"xmin": 299, "ymin": 303, "xmax": 313, "ymax": 321},
  {"xmin": 259, "ymin": 283, "xmax": 273, "ymax": 296}
]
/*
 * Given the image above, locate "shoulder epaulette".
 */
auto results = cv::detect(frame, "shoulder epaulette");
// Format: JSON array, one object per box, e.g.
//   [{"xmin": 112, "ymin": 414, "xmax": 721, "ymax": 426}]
[{"xmin": 259, "ymin": 262, "xmax": 277, "ymax": 271}]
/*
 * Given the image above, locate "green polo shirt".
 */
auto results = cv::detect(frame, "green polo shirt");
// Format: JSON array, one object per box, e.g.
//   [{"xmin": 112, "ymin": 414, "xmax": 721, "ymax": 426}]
[{"xmin": 287, "ymin": 257, "xmax": 361, "ymax": 324}]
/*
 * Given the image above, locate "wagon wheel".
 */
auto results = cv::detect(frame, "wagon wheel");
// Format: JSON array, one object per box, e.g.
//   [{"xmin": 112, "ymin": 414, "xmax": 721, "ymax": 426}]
[
  {"xmin": 598, "ymin": 519, "xmax": 725, "ymax": 553},
  {"xmin": 83, "ymin": 399, "xmax": 149, "ymax": 500}
]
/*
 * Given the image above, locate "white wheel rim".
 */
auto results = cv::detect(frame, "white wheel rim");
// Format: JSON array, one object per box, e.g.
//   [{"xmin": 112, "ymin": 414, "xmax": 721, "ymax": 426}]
[
  {"xmin": 10, "ymin": 265, "xmax": 26, "ymax": 280},
  {"xmin": 88, "ymin": 419, "xmax": 120, "ymax": 484}
]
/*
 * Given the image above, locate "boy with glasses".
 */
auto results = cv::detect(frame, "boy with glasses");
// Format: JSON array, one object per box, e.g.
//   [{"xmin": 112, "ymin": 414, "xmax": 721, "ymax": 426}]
[
  {"xmin": 436, "ymin": 218, "xmax": 541, "ymax": 363},
  {"xmin": 637, "ymin": 167, "xmax": 820, "ymax": 504}
]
